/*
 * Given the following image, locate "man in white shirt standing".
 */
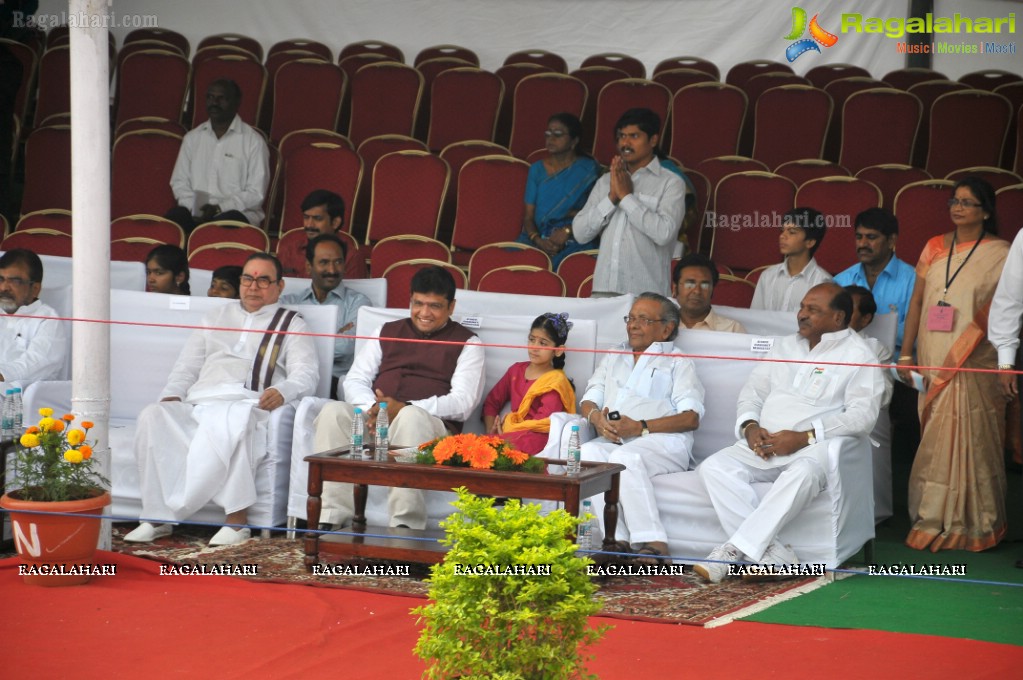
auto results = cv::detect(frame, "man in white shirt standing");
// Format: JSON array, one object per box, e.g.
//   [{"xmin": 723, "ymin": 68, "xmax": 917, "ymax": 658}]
[
  {"xmin": 167, "ymin": 78, "xmax": 269, "ymax": 233},
  {"xmin": 0, "ymin": 249, "xmax": 67, "ymax": 384},
  {"xmin": 990, "ymin": 229, "xmax": 1023, "ymax": 402},
  {"xmin": 751, "ymin": 208, "xmax": 832, "ymax": 312},
  {"xmin": 694, "ymin": 282, "xmax": 884, "ymax": 582},
  {"xmin": 572, "ymin": 108, "xmax": 686, "ymax": 297}
]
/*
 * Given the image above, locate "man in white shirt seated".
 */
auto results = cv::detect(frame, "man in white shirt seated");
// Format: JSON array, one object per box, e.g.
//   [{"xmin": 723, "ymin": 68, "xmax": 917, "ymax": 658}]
[
  {"xmin": 126, "ymin": 254, "xmax": 319, "ymax": 546},
  {"xmin": 694, "ymin": 282, "xmax": 884, "ymax": 582},
  {"xmin": 672, "ymin": 252, "xmax": 746, "ymax": 333},
  {"xmin": 166, "ymin": 78, "xmax": 270, "ymax": 234},
  {"xmin": 751, "ymin": 208, "xmax": 832, "ymax": 312},
  {"xmin": 313, "ymin": 265, "xmax": 485, "ymax": 530},
  {"xmin": 579, "ymin": 292, "xmax": 705, "ymax": 565},
  {"xmin": 0, "ymin": 248, "xmax": 67, "ymax": 383}
]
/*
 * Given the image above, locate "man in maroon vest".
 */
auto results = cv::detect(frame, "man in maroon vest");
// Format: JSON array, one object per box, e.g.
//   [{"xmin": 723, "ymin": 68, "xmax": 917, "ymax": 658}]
[{"xmin": 313, "ymin": 266, "xmax": 485, "ymax": 529}]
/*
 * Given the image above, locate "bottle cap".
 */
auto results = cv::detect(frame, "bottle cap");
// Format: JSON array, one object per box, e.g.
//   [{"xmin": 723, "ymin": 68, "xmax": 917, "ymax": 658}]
[
  {"xmin": 570, "ymin": 424, "xmax": 579, "ymax": 431},
  {"xmin": 379, "ymin": 401, "xmax": 387, "ymax": 409},
  {"xmin": 354, "ymin": 407, "xmax": 362, "ymax": 414}
]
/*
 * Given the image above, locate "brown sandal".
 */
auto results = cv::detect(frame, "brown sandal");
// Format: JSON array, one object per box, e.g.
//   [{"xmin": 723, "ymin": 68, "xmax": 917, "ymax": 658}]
[{"xmin": 633, "ymin": 545, "xmax": 671, "ymax": 566}]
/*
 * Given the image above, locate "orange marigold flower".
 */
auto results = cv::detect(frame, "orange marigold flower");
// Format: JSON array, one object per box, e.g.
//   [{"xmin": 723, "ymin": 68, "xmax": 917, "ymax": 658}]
[
  {"xmin": 81, "ymin": 421, "xmax": 95, "ymax": 430},
  {"xmin": 431, "ymin": 437, "xmax": 459, "ymax": 464},
  {"xmin": 50, "ymin": 419, "xmax": 65, "ymax": 433},
  {"xmin": 62, "ymin": 413, "xmax": 75, "ymax": 421},
  {"xmin": 504, "ymin": 448, "xmax": 529, "ymax": 465},
  {"xmin": 80, "ymin": 445, "xmax": 93, "ymax": 460},
  {"xmin": 463, "ymin": 440, "xmax": 498, "ymax": 469},
  {"xmin": 26, "ymin": 426, "xmax": 40, "ymax": 434}
]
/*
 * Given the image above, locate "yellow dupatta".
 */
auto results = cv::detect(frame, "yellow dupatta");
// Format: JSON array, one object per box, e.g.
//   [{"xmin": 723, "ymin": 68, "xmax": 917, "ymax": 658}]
[{"xmin": 501, "ymin": 369, "xmax": 576, "ymax": 434}]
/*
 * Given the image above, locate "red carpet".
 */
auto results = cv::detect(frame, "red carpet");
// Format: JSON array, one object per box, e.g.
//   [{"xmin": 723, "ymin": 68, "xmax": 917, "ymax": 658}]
[{"xmin": 2, "ymin": 552, "xmax": 1020, "ymax": 679}]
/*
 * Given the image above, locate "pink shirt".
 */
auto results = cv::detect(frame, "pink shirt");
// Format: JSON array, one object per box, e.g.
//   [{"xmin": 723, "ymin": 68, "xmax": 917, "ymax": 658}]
[{"xmin": 483, "ymin": 362, "xmax": 569, "ymax": 454}]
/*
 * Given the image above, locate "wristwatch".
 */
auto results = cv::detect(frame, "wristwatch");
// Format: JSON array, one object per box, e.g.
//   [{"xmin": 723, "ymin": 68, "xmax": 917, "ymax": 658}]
[
  {"xmin": 640, "ymin": 420, "xmax": 650, "ymax": 436},
  {"xmin": 806, "ymin": 431, "xmax": 817, "ymax": 446}
]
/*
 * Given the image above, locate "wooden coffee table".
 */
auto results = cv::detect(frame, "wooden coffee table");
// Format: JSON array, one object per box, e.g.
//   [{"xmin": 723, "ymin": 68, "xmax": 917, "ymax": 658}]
[{"xmin": 303, "ymin": 449, "xmax": 625, "ymax": 568}]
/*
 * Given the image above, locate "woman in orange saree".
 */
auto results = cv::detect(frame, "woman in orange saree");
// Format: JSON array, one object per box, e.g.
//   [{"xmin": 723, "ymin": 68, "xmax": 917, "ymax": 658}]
[{"xmin": 898, "ymin": 177, "xmax": 1009, "ymax": 552}]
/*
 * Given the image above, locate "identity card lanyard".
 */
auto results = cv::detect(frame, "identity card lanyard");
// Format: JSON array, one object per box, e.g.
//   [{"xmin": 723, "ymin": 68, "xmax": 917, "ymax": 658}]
[
  {"xmin": 941, "ymin": 232, "xmax": 983, "ymax": 304},
  {"xmin": 928, "ymin": 232, "xmax": 983, "ymax": 332}
]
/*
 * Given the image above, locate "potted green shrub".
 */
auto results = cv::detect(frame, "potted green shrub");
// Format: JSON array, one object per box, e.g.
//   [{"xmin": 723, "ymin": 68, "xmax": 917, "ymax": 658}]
[{"xmin": 414, "ymin": 487, "xmax": 608, "ymax": 679}]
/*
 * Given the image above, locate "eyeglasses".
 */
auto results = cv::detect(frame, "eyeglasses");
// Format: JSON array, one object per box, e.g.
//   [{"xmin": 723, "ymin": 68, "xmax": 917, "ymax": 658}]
[
  {"xmin": 680, "ymin": 281, "xmax": 712, "ymax": 291},
  {"xmin": 239, "ymin": 274, "xmax": 279, "ymax": 289},
  {"xmin": 0, "ymin": 275, "xmax": 31, "ymax": 287},
  {"xmin": 623, "ymin": 315, "xmax": 664, "ymax": 326},
  {"xmin": 948, "ymin": 198, "xmax": 982, "ymax": 208},
  {"xmin": 543, "ymin": 129, "xmax": 567, "ymax": 138}
]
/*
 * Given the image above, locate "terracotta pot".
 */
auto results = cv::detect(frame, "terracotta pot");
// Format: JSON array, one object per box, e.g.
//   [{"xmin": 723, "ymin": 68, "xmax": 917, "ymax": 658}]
[{"xmin": 1, "ymin": 489, "xmax": 111, "ymax": 587}]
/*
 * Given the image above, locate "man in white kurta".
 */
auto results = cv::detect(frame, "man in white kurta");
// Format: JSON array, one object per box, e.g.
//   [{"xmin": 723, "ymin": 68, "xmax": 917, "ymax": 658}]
[
  {"xmin": 579, "ymin": 293, "xmax": 705, "ymax": 564},
  {"xmin": 127, "ymin": 254, "xmax": 318, "ymax": 546},
  {"xmin": 0, "ymin": 249, "xmax": 67, "ymax": 384},
  {"xmin": 694, "ymin": 283, "xmax": 884, "ymax": 582}
]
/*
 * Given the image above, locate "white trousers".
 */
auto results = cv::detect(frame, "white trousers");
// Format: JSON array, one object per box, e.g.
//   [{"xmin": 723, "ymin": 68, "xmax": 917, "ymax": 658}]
[
  {"xmin": 134, "ymin": 400, "xmax": 269, "ymax": 522},
  {"xmin": 313, "ymin": 402, "xmax": 447, "ymax": 529},
  {"xmin": 698, "ymin": 443, "xmax": 827, "ymax": 562},
  {"xmin": 579, "ymin": 434, "xmax": 692, "ymax": 545}
]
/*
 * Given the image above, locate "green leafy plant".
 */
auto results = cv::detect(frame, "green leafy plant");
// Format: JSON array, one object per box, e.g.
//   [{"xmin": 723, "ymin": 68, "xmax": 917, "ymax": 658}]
[
  {"xmin": 8, "ymin": 407, "xmax": 108, "ymax": 502},
  {"xmin": 413, "ymin": 487, "xmax": 608, "ymax": 680}
]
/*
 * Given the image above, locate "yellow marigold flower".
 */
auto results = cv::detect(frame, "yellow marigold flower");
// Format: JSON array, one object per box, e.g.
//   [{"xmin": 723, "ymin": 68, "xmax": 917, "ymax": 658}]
[
  {"xmin": 81, "ymin": 421, "xmax": 95, "ymax": 430},
  {"xmin": 38, "ymin": 407, "xmax": 53, "ymax": 417},
  {"xmin": 62, "ymin": 413, "xmax": 75, "ymax": 421},
  {"xmin": 20, "ymin": 433, "xmax": 40, "ymax": 448},
  {"xmin": 80, "ymin": 445, "xmax": 93, "ymax": 460},
  {"xmin": 25, "ymin": 426, "xmax": 39, "ymax": 434},
  {"xmin": 51, "ymin": 419, "xmax": 65, "ymax": 433},
  {"xmin": 64, "ymin": 450, "xmax": 84, "ymax": 464},
  {"xmin": 38, "ymin": 417, "xmax": 55, "ymax": 431},
  {"xmin": 66, "ymin": 429, "xmax": 85, "ymax": 445}
]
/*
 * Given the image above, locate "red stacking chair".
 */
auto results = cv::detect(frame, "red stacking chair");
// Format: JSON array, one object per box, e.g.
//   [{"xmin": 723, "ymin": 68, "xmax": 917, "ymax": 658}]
[
  {"xmin": 994, "ymin": 82, "xmax": 1023, "ymax": 170},
  {"xmin": 945, "ymin": 166, "xmax": 1022, "ymax": 191},
  {"xmin": 351, "ymin": 135, "xmax": 428, "ymax": 239},
  {"xmin": 1, "ymin": 228, "xmax": 72, "ymax": 257},
  {"xmin": 415, "ymin": 45, "xmax": 479, "ymax": 67},
  {"xmin": 449, "ymin": 155, "xmax": 530, "ymax": 266},
  {"xmin": 478, "ymin": 266, "xmax": 565, "ymax": 296},
  {"xmin": 33, "ymin": 45, "xmax": 71, "ymax": 127},
  {"xmin": 959, "ymin": 69, "xmax": 1022, "ymax": 92},
  {"xmin": 752, "ymin": 85, "xmax": 832, "ymax": 170},
  {"xmin": 854, "ymin": 164, "xmax": 932, "ymax": 210},
  {"xmin": 188, "ymin": 242, "xmax": 263, "ymax": 270},
  {"xmin": 927, "ymin": 90, "xmax": 1013, "ymax": 178},
  {"xmin": 893, "ymin": 180, "xmax": 955, "ymax": 267},
  {"xmin": 116, "ymin": 39, "xmax": 185, "ymax": 72},
  {"xmin": 21, "ymin": 125, "xmax": 71, "ymax": 215},
  {"xmin": 187, "ymin": 220, "xmax": 269, "ymax": 257},
  {"xmin": 744, "ymin": 265, "xmax": 770, "ymax": 285},
  {"xmin": 839, "ymin": 88, "xmax": 922, "ymax": 173},
  {"xmin": 581, "ymin": 53, "xmax": 645, "ymax": 79},
  {"xmin": 821, "ymin": 76, "xmax": 887, "ymax": 161},
  {"xmin": 338, "ymin": 40, "xmax": 404, "ymax": 64},
  {"xmin": 738, "ymin": 72, "xmax": 810, "ymax": 156},
  {"xmin": 365, "ymin": 151, "xmax": 449, "ymax": 245},
  {"xmin": 713, "ymin": 275, "xmax": 756, "ymax": 308},
  {"xmin": 0, "ymin": 38, "xmax": 37, "ymax": 128},
  {"xmin": 494, "ymin": 63, "xmax": 553, "ymax": 146},
  {"xmin": 882, "ymin": 67, "xmax": 947, "ymax": 91},
  {"xmin": 45, "ymin": 26, "xmax": 69, "ymax": 48},
  {"xmin": 336, "ymin": 53, "xmax": 395, "ymax": 134},
  {"xmin": 908, "ymin": 80, "xmax": 970, "ymax": 168},
  {"xmin": 277, "ymin": 142, "xmax": 362, "ymax": 236},
  {"xmin": 269, "ymin": 59, "xmax": 345, "ymax": 144},
  {"xmin": 694, "ymin": 156, "xmax": 769, "ymax": 199},
  {"xmin": 260, "ymin": 50, "xmax": 329, "ymax": 131},
  {"xmin": 725, "ymin": 60, "xmax": 792, "ymax": 88},
  {"xmin": 437, "ymin": 141, "xmax": 512, "ymax": 241},
  {"xmin": 190, "ymin": 54, "xmax": 266, "ymax": 128},
  {"xmin": 468, "ymin": 242, "xmax": 552, "ymax": 290},
  {"xmin": 278, "ymin": 128, "xmax": 352, "ymax": 160},
  {"xmin": 556, "ymin": 249, "xmax": 598, "ymax": 293},
  {"xmin": 275, "ymin": 229, "xmax": 365, "ymax": 280},
  {"xmin": 1, "ymin": 214, "xmax": 9, "ymax": 240},
  {"xmin": 591, "ymin": 79, "xmax": 671, "ymax": 166},
  {"xmin": 414, "ymin": 56, "xmax": 476, "ymax": 142},
  {"xmin": 569, "ymin": 66, "xmax": 628, "ymax": 152},
  {"xmin": 654, "ymin": 56, "xmax": 719, "ymax": 81},
  {"xmin": 111, "ymin": 237, "xmax": 166, "ymax": 262},
  {"xmin": 507, "ymin": 73, "xmax": 587, "ymax": 160},
  {"xmin": 427, "ymin": 68, "xmax": 504, "ymax": 152},
  {"xmin": 196, "ymin": 33, "xmax": 263, "ymax": 61},
  {"xmin": 193, "ymin": 43, "xmax": 260, "ymax": 67},
  {"xmin": 111, "ymin": 214, "xmax": 185, "ymax": 248},
  {"xmin": 125, "ymin": 28, "xmax": 190, "ymax": 57},
  {"xmin": 370, "ymin": 235, "xmax": 451, "ymax": 278},
  {"xmin": 110, "ymin": 129, "xmax": 182, "ymax": 219},
  {"xmin": 382, "ymin": 259, "xmax": 466, "ymax": 308},
  {"xmin": 653, "ymin": 68, "xmax": 715, "ymax": 95},
  {"xmin": 805, "ymin": 64, "xmax": 871, "ymax": 89},
  {"xmin": 115, "ymin": 116, "xmax": 187, "ymax": 137},
  {"xmin": 682, "ymin": 169, "xmax": 711, "ymax": 254},
  {"xmin": 709, "ymin": 172, "xmax": 797, "ymax": 274},
  {"xmin": 577, "ymin": 274, "xmax": 594, "ymax": 298},
  {"xmin": 775, "ymin": 160, "xmax": 850, "ymax": 188},
  {"xmin": 669, "ymin": 83, "xmax": 747, "ymax": 168},
  {"xmin": 504, "ymin": 49, "xmax": 567, "ymax": 74},
  {"xmin": 347, "ymin": 61, "xmax": 423, "ymax": 146},
  {"xmin": 114, "ymin": 49, "xmax": 190, "ymax": 129},
  {"xmin": 15, "ymin": 209, "xmax": 72, "ymax": 234},
  {"xmin": 996, "ymin": 184, "xmax": 1023, "ymax": 245},
  {"xmin": 795, "ymin": 176, "xmax": 883, "ymax": 275},
  {"xmin": 268, "ymin": 39, "xmax": 331, "ymax": 63},
  {"xmin": 1015, "ymin": 108, "xmax": 1023, "ymax": 175}
]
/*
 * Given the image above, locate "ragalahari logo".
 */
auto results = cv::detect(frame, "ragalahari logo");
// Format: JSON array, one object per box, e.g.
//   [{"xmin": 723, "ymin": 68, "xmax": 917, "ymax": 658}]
[{"xmin": 784, "ymin": 7, "xmax": 839, "ymax": 62}]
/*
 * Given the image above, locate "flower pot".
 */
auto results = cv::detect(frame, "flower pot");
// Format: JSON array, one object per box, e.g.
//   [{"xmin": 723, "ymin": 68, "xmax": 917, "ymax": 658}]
[{"xmin": 1, "ymin": 489, "xmax": 111, "ymax": 587}]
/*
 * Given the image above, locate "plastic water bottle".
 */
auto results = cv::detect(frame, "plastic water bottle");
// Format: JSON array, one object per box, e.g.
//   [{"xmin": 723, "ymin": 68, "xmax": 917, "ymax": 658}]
[
  {"xmin": 1, "ymin": 389, "xmax": 14, "ymax": 440},
  {"xmin": 351, "ymin": 407, "xmax": 365, "ymax": 457},
  {"xmin": 577, "ymin": 499, "xmax": 595, "ymax": 551},
  {"xmin": 12, "ymin": 387, "xmax": 22, "ymax": 432},
  {"xmin": 566, "ymin": 424, "xmax": 581, "ymax": 476},
  {"xmin": 375, "ymin": 402, "xmax": 389, "ymax": 460}
]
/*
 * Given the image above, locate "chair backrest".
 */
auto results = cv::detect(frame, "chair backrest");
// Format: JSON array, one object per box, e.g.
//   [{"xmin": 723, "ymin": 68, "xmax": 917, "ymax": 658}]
[
  {"xmin": 591, "ymin": 78, "xmax": 671, "ymax": 165},
  {"xmin": 794, "ymin": 176, "xmax": 883, "ymax": 275},
  {"xmin": 995, "ymin": 82, "xmax": 1023, "ymax": 170},
  {"xmin": 568, "ymin": 66, "xmax": 629, "ymax": 151},
  {"xmin": 111, "ymin": 237, "xmax": 167, "ymax": 262},
  {"xmin": 190, "ymin": 54, "xmax": 267, "ymax": 128},
  {"xmin": 34, "ymin": 46, "xmax": 70, "ymax": 126},
  {"xmin": 893, "ymin": 179, "xmax": 955, "ymax": 266},
  {"xmin": 350, "ymin": 134, "xmax": 429, "ymax": 237},
  {"xmin": 269, "ymin": 59, "xmax": 345, "ymax": 144},
  {"xmin": 370, "ymin": 235, "xmax": 451, "ymax": 278},
  {"xmin": 958, "ymin": 69, "xmax": 1022, "ymax": 92},
  {"xmin": 381, "ymin": 258, "xmax": 466, "ymax": 308},
  {"xmin": 427, "ymin": 68, "xmax": 504, "ymax": 151},
  {"xmin": 927, "ymin": 90, "xmax": 1013, "ymax": 177},
  {"xmin": 0, "ymin": 38, "xmax": 37, "ymax": 126},
  {"xmin": 437, "ymin": 140, "xmax": 512, "ymax": 232},
  {"xmin": 577, "ymin": 274, "xmax": 594, "ymax": 297},
  {"xmin": 821, "ymin": 76, "xmax": 888, "ymax": 160},
  {"xmin": 504, "ymin": 49, "xmax": 567, "ymax": 74},
  {"xmin": 111, "ymin": 214, "xmax": 186, "ymax": 248},
  {"xmin": 115, "ymin": 116, "xmax": 187, "ymax": 137},
  {"xmin": 944, "ymin": 166, "xmax": 1023, "ymax": 191},
  {"xmin": 449, "ymin": 155, "xmax": 530, "ymax": 254},
  {"xmin": 752, "ymin": 85, "xmax": 832, "ymax": 170},
  {"xmin": 262, "ymin": 49, "xmax": 323, "ymax": 130},
  {"xmin": 275, "ymin": 228, "xmax": 366, "ymax": 281},
  {"xmin": 654, "ymin": 56, "xmax": 719, "ymax": 80},
  {"xmin": 507, "ymin": 73, "xmax": 587, "ymax": 159},
  {"xmin": 187, "ymin": 221, "xmax": 270, "ymax": 257},
  {"xmin": 694, "ymin": 155, "xmax": 769, "ymax": 197},
  {"xmin": 114, "ymin": 49, "xmax": 190, "ymax": 128},
  {"xmin": 15, "ymin": 209, "xmax": 72, "ymax": 234},
  {"xmin": 110, "ymin": 129, "xmax": 183, "ymax": 219},
  {"xmin": 187, "ymin": 242, "xmax": 263, "ymax": 270},
  {"xmin": 580, "ymin": 52, "xmax": 645, "ymax": 79},
  {"xmin": 413, "ymin": 56, "xmax": 477, "ymax": 141},
  {"xmin": 348, "ymin": 61, "xmax": 423, "ymax": 146},
  {"xmin": 652, "ymin": 67, "xmax": 716, "ymax": 96},
  {"xmin": 339, "ymin": 40, "xmax": 404, "ymax": 64},
  {"xmin": 268, "ymin": 39, "xmax": 332, "ymax": 63},
  {"xmin": 774, "ymin": 159, "xmax": 851, "ymax": 187},
  {"xmin": 1, "ymin": 229, "xmax": 72, "ymax": 257},
  {"xmin": 709, "ymin": 171, "xmax": 797, "ymax": 273},
  {"xmin": 839, "ymin": 88, "xmax": 921, "ymax": 173},
  {"xmin": 681, "ymin": 168, "xmax": 711, "ymax": 253},
  {"xmin": 907, "ymin": 79, "xmax": 971, "ymax": 168},
  {"xmin": 670, "ymin": 82, "xmax": 747, "ymax": 167},
  {"xmin": 712, "ymin": 275, "xmax": 756, "ymax": 308},
  {"xmin": 854, "ymin": 164, "xmax": 932, "ymax": 210},
  {"xmin": 555, "ymin": 250, "xmax": 598, "ymax": 296},
  {"xmin": 125, "ymin": 28, "xmax": 190, "ymax": 57},
  {"xmin": 494, "ymin": 62, "xmax": 553, "ymax": 146},
  {"xmin": 415, "ymin": 44, "xmax": 479, "ymax": 67},
  {"xmin": 278, "ymin": 142, "xmax": 362, "ymax": 235},
  {"xmin": 366, "ymin": 151, "xmax": 449, "ymax": 244},
  {"xmin": 882, "ymin": 67, "xmax": 947, "ymax": 91},
  {"xmin": 725, "ymin": 59, "xmax": 793, "ymax": 88},
  {"xmin": 468, "ymin": 242, "xmax": 552, "ymax": 290},
  {"xmin": 196, "ymin": 33, "xmax": 263, "ymax": 61},
  {"xmin": 996, "ymin": 183, "xmax": 1023, "ymax": 245},
  {"xmin": 21, "ymin": 125, "xmax": 71, "ymax": 216},
  {"xmin": 805, "ymin": 63, "xmax": 871, "ymax": 89},
  {"xmin": 478, "ymin": 266, "xmax": 565, "ymax": 296}
]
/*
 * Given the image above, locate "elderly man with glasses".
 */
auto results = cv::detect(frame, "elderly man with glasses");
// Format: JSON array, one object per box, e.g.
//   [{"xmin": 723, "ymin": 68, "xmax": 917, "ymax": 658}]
[
  {"xmin": 578, "ymin": 292, "xmax": 705, "ymax": 565},
  {"xmin": 127, "ymin": 253, "xmax": 319, "ymax": 547},
  {"xmin": 0, "ymin": 248, "xmax": 67, "ymax": 384}
]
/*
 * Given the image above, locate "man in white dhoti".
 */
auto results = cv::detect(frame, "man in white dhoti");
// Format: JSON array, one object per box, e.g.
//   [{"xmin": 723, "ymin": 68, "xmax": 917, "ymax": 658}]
[
  {"xmin": 126, "ymin": 253, "xmax": 319, "ymax": 546},
  {"xmin": 579, "ymin": 292, "xmax": 705, "ymax": 565},
  {"xmin": 694, "ymin": 283, "xmax": 884, "ymax": 582}
]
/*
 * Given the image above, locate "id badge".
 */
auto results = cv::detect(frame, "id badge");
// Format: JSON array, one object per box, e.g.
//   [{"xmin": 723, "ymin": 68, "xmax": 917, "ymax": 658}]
[{"xmin": 926, "ymin": 304, "xmax": 954, "ymax": 332}]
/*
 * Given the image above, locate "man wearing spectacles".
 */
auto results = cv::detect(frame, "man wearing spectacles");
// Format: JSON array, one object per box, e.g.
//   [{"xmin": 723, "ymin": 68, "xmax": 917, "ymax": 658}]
[
  {"xmin": 671, "ymin": 253, "xmax": 746, "ymax": 333},
  {"xmin": 128, "ymin": 252, "xmax": 319, "ymax": 547},
  {"xmin": 578, "ymin": 293, "xmax": 705, "ymax": 565},
  {"xmin": 0, "ymin": 248, "xmax": 68, "ymax": 384}
]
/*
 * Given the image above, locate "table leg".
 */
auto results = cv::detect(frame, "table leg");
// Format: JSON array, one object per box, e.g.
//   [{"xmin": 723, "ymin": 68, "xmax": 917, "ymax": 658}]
[
  {"xmin": 601, "ymin": 471, "xmax": 621, "ymax": 551},
  {"xmin": 352, "ymin": 483, "xmax": 368, "ymax": 531},
  {"xmin": 304, "ymin": 462, "xmax": 323, "ymax": 571}
]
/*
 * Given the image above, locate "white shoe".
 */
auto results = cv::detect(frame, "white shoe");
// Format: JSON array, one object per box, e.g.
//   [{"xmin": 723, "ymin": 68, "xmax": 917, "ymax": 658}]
[
  {"xmin": 124, "ymin": 522, "xmax": 173, "ymax": 543},
  {"xmin": 209, "ymin": 526, "xmax": 252, "ymax": 546},
  {"xmin": 692, "ymin": 543, "xmax": 741, "ymax": 584},
  {"xmin": 743, "ymin": 541, "xmax": 800, "ymax": 581}
]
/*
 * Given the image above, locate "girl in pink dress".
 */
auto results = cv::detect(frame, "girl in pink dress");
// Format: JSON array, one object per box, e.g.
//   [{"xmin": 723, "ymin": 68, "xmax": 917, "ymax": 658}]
[{"xmin": 482, "ymin": 313, "xmax": 576, "ymax": 454}]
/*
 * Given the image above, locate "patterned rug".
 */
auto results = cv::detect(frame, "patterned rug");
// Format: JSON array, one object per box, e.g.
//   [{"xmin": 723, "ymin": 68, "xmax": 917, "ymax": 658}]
[{"xmin": 110, "ymin": 524, "xmax": 823, "ymax": 626}]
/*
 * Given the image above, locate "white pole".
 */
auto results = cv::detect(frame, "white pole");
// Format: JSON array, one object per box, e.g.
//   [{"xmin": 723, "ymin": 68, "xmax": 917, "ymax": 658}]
[{"xmin": 69, "ymin": 0, "xmax": 112, "ymax": 550}]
